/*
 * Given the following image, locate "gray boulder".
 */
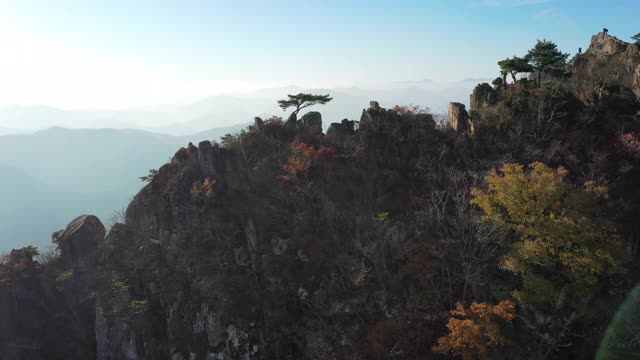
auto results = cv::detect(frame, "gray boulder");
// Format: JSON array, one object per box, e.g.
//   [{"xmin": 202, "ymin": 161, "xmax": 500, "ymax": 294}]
[
  {"xmin": 253, "ymin": 117, "xmax": 264, "ymax": 133},
  {"xmin": 448, "ymin": 102, "xmax": 472, "ymax": 135},
  {"xmin": 198, "ymin": 141, "xmax": 225, "ymax": 179},
  {"xmin": 301, "ymin": 111, "xmax": 323, "ymax": 135},
  {"xmin": 285, "ymin": 112, "xmax": 297, "ymax": 127},
  {"xmin": 58, "ymin": 215, "xmax": 103, "ymax": 274},
  {"xmin": 327, "ymin": 119, "xmax": 356, "ymax": 142},
  {"xmin": 470, "ymin": 83, "xmax": 498, "ymax": 110}
]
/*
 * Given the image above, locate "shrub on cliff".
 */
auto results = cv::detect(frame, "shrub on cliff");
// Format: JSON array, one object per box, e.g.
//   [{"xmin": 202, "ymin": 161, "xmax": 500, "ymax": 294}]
[
  {"xmin": 433, "ymin": 300, "xmax": 516, "ymax": 360},
  {"xmin": 471, "ymin": 162, "xmax": 626, "ymax": 307}
]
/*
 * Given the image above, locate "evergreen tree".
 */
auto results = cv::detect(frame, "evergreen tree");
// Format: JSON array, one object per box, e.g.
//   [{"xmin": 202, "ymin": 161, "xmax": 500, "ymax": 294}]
[
  {"xmin": 525, "ymin": 39, "xmax": 569, "ymax": 86},
  {"xmin": 277, "ymin": 93, "xmax": 333, "ymax": 121},
  {"xmin": 498, "ymin": 56, "xmax": 533, "ymax": 83}
]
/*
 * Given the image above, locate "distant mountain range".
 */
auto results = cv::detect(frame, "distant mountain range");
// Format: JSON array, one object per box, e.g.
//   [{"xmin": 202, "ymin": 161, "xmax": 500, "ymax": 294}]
[
  {"xmin": 0, "ymin": 125, "xmax": 245, "ymax": 251},
  {"xmin": 0, "ymin": 126, "xmax": 31, "ymax": 136},
  {"xmin": 0, "ymin": 84, "xmax": 475, "ymax": 135},
  {"xmin": 0, "ymin": 83, "xmax": 479, "ymax": 251}
]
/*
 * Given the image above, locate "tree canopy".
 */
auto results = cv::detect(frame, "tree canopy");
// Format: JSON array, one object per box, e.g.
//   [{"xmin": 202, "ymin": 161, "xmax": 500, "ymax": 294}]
[
  {"xmin": 525, "ymin": 39, "xmax": 569, "ymax": 86},
  {"xmin": 471, "ymin": 162, "xmax": 625, "ymax": 308},
  {"xmin": 277, "ymin": 93, "xmax": 333, "ymax": 118},
  {"xmin": 632, "ymin": 33, "xmax": 640, "ymax": 43},
  {"xmin": 433, "ymin": 300, "xmax": 516, "ymax": 360},
  {"xmin": 497, "ymin": 56, "xmax": 533, "ymax": 83}
]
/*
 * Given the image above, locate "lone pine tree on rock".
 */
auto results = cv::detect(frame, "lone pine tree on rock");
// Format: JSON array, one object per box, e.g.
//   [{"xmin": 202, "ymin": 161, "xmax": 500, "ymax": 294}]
[{"xmin": 278, "ymin": 93, "xmax": 332, "ymax": 125}]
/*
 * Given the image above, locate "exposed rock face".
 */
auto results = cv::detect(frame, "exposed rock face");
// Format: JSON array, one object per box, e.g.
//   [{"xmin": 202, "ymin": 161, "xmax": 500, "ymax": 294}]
[
  {"xmin": 470, "ymin": 83, "xmax": 498, "ymax": 110},
  {"xmin": 57, "ymin": 215, "xmax": 103, "ymax": 356},
  {"xmin": 448, "ymin": 102, "xmax": 472, "ymax": 134},
  {"xmin": 58, "ymin": 215, "xmax": 102, "ymax": 275},
  {"xmin": 285, "ymin": 112, "xmax": 297, "ymax": 127},
  {"xmin": 327, "ymin": 119, "xmax": 356, "ymax": 142},
  {"xmin": 197, "ymin": 140, "xmax": 226, "ymax": 179},
  {"xmin": 369, "ymin": 100, "xmax": 381, "ymax": 112},
  {"xmin": 635, "ymin": 64, "xmax": 640, "ymax": 99},
  {"xmin": 94, "ymin": 104, "xmax": 444, "ymax": 359},
  {"xmin": 253, "ymin": 116, "xmax": 264, "ymax": 133},
  {"xmin": 360, "ymin": 106, "xmax": 436, "ymax": 137},
  {"xmin": 301, "ymin": 111, "xmax": 323, "ymax": 135},
  {"xmin": 587, "ymin": 33, "xmax": 636, "ymax": 56},
  {"xmin": 573, "ymin": 33, "xmax": 640, "ymax": 95},
  {"xmin": 0, "ymin": 215, "xmax": 103, "ymax": 360}
]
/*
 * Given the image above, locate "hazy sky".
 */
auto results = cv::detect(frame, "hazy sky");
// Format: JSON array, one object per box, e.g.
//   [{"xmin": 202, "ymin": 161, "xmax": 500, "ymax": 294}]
[{"xmin": 0, "ymin": 0, "xmax": 638, "ymax": 109}]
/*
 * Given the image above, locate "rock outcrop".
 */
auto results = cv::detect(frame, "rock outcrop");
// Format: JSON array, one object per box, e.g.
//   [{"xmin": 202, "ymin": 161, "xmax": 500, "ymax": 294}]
[
  {"xmin": 448, "ymin": 102, "xmax": 472, "ymax": 135},
  {"xmin": 327, "ymin": 119, "xmax": 356, "ymax": 143},
  {"xmin": 0, "ymin": 215, "xmax": 103, "ymax": 360},
  {"xmin": 198, "ymin": 140, "xmax": 226, "ymax": 179},
  {"xmin": 58, "ymin": 215, "xmax": 102, "ymax": 275},
  {"xmin": 7, "ymin": 31, "xmax": 640, "ymax": 360},
  {"xmin": 285, "ymin": 112, "xmax": 297, "ymax": 127},
  {"xmin": 635, "ymin": 64, "xmax": 640, "ymax": 99},
  {"xmin": 301, "ymin": 111, "xmax": 323, "ymax": 136},
  {"xmin": 253, "ymin": 116, "xmax": 264, "ymax": 133},
  {"xmin": 470, "ymin": 83, "xmax": 498, "ymax": 111},
  {"xmin": 569, "ymin": 33, "xmax": 640, "ymax": 105},
  {"xmin": 587, "ymin": 33, "xmax": 640, "ymax": 57}
]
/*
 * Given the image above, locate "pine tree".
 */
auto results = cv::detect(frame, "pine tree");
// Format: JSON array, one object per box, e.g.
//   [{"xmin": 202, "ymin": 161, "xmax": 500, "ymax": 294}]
[
  {"xmin": 525, "ymin": 40, "xmax": 569, "ymax": 86},
  {"xmin": 277, "ymin": 93, "xmax": 332, "ymax": 122}
]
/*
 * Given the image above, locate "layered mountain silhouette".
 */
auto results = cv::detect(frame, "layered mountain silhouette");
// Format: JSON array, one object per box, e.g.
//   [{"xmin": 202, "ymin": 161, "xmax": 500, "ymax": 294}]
[{"xmin": 0, "ymin": 125, "xmax": 244, "ymax": 250}]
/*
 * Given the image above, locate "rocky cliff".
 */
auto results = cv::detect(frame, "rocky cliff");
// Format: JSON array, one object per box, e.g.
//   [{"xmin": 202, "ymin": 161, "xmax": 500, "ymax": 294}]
[
  {"xmin": 0, "ymin": 215, "xmax": 103, "ymax": 359},
  {"xmin": 3, "ymin": 32, "xmax": 640, "ymax": 360},
  {"xmin": 95, "ymin": 105, "xmax": 444, "ymax": 359},
  {"xmin": 574, "ymin": 33, "xmax": 640, "ymax": 98}
]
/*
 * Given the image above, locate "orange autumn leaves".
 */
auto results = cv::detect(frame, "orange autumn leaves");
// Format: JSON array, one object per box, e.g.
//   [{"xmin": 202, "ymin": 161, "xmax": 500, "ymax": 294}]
[
  {"xmin": 279, "ymin": 140, "xmax": 336, "ymax": 182},
  {"xmin": 433, "ymin": 300, "xmax": 516, "ymax": 360},
  {"xmin": 191, "ymin": 178, "xmax": 217, "ymax": 198}
]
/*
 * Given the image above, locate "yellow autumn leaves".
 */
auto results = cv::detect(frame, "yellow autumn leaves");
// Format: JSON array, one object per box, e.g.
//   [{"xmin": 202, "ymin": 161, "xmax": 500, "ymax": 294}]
[{"xmin": 471, "ymin": 162, "xmax": 624, "ymax": 304}]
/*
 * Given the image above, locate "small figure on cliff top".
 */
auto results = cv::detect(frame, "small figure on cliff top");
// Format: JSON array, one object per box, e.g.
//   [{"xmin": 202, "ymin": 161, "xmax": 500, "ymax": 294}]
[
  {"xmin": 603, "ymin": 28, "xmax": 608, "ymax": 35},
  {"xmin": 578, "ymin": 47, "xmax": 582, "ymax": 54}
]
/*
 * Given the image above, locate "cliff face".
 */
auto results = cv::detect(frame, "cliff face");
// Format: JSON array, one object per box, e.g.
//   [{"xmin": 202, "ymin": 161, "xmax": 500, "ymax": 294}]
[
  {"xmin": 573, "ymin": 33, "xmax": 640, "ymax": 95},
  {"xmin": 0, "ymin": 215, "xmax": 103, "ymax": 359},
  {"xmin": 586, "ymin": 33, "xmax": 640, "ymax": 57},
  {"xmin": 97, "ymin": 108, "xmax": 445, "ymax": 359}
]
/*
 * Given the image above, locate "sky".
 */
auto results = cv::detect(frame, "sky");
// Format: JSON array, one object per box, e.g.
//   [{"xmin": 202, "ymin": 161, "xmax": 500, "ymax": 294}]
[{"xmin": 0, "ymin": 0, "xmax": 638, "ymax": 109}]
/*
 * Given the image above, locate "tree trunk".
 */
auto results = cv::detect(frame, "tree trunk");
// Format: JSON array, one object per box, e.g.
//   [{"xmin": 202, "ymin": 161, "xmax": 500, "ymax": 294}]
[{"xmin": 537, "ymin": 67, "xmax": 544, "ymax": 88}]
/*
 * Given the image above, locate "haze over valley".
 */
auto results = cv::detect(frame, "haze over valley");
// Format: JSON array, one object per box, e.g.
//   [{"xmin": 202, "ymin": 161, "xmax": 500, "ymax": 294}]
[{"xmin": 0, "ymin": 83, "xmax": 477, "ymax": 250}]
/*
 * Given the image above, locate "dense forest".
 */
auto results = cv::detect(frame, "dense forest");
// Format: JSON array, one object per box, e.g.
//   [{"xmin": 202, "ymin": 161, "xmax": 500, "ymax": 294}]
[{"xmin": 2, "ymin": 31, "xmax": 640, "ymax": 359}]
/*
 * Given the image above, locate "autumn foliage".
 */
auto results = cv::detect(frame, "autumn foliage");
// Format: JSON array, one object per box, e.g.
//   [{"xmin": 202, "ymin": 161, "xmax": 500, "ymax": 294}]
[
  {"xmin": 617, "ymin": 132, "xmax": 640, "ymax": 160},
  {"xmin": 191, "ymin": 178, "xmax": 217, "ymax": 198},
  {"xmin": 392, "ymin": 104, "xmax": 430, "ymax": 116},
  {"xmin": 279, "ymin": 140, "xmax": 336, "ymax": 182},
  {"xmin": 470, "ymin": 162, "xmax": 624, "ymax": 306},
  {"xmin": 433, "ymin": 300, "xmax": 516, "ymax": 360}
]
